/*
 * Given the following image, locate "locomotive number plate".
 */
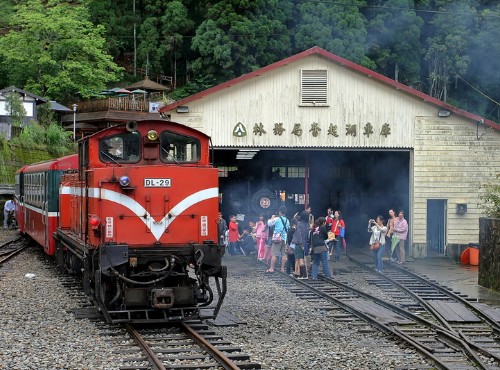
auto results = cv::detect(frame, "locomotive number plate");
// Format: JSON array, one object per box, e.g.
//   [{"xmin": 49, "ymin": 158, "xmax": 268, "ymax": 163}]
[{"xmin": 144, "ymin": 178, "xmax": 172, "ymax": 187}]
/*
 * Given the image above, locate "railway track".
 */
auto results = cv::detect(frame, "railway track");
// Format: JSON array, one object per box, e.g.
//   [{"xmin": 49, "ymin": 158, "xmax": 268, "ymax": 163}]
[
  {"xmin": 260, "ymin": 255, "xmax": 500, "ymax": 370},
  {"xmin": 53, "ymin": 262, "xmax": 261, "ymax": 369},
  {"xmin": 0, "ymin": 235, "xmax": 27, "ymax": 264},
  {"xmin": 118, "ymin": 321, "xmax": 260, "ymax": 370}
]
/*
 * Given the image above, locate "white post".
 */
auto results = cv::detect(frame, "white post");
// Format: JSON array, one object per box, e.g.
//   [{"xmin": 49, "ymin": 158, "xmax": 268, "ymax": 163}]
[{"xmin": 72, "ymin": 104, "xmax": 78, "ymax": 142}]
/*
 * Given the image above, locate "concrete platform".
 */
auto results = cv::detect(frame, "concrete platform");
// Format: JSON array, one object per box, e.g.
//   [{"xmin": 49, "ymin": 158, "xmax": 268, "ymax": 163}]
[{"xmin": 403, "ymin": 252, "xmax": 500, "ymax": 308}]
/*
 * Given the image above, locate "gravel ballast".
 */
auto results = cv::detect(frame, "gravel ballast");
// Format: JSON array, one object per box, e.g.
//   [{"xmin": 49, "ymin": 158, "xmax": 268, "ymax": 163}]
[{"xmin": 0, "ymin": 231, "xmax": 432, "ymax": 369}]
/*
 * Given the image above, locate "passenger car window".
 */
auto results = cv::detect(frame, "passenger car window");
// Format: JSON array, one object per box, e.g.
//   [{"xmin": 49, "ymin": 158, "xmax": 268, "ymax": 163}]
[
  {"xmin": 160, "ymin": 131, "xmax": 200, "ymax": 163},
  {"xmin": 99, "ymin": 132, "xmax": 140, "ymax": 163}
]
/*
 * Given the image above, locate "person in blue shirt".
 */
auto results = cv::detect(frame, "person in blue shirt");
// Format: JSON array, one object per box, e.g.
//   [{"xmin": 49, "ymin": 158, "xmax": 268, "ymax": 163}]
[{"xmin": 265, "ymin": 206, "xmax": 290, "ymax": 273}]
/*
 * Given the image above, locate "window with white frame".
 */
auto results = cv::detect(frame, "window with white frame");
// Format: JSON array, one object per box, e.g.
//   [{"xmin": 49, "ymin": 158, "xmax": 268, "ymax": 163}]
[{"xmin": 300, "ymin": 69, "xmax": 328, "ymax": 106}]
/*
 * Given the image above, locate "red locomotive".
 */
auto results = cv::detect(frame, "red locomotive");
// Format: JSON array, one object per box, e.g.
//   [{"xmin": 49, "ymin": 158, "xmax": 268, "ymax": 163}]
[{"xmin": 15, "ymin": 120, "xmax": 227, "ymax": 323}]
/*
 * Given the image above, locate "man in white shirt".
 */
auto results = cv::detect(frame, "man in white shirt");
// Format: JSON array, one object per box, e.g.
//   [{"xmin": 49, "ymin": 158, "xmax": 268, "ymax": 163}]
[{"xmin": 3, "ymin": 197, "xmax": 16, "ymax": 229}]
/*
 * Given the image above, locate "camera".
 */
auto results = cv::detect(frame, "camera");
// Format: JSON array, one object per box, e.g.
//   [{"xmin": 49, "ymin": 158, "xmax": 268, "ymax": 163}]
[{"xmin": 369, "ymin": 219, "xmax": 375, "ymax": 223}]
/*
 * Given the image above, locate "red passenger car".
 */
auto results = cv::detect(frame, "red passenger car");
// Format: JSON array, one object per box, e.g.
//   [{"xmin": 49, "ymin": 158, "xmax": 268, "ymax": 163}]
[
  {"xmin": 16, "ymin": 120, "xmax": 226, "ymax": 323},
  {"xmin": 15, "ymin": 156, "xmax": 78, "ymax": 254}
]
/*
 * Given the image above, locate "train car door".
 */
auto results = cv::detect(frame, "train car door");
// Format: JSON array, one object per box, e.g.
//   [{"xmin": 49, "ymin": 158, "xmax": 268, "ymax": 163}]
[
  {"xmin": 42, "ymin": 172, "xmax": 50, "ymax": 250},
  {"xmin": 427, "ymin": 199, "xmax": 447, "ymax": 254}
]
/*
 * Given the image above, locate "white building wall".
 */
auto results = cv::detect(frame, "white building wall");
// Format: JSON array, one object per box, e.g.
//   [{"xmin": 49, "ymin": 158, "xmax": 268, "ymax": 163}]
[
  {"xmin": 164, "ymin": 53, "xmax": 500, "ymax": 254},
  {"xmin": 169, "ymin": 55, "xmax": 437, "ymax": 149},
  {"xmin": 413, "ymin": 116, "xmax": 500, "ymax": 247}
]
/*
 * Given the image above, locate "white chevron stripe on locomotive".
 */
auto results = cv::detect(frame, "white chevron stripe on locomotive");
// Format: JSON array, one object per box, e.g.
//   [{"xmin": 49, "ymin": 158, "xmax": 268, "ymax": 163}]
[{"xmin": 61, "ymin": 187, "xmax": 219, "ymax": 241}]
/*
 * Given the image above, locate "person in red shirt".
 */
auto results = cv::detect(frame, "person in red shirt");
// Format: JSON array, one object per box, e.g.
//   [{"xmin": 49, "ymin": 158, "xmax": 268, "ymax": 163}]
[
  {"xmin": 330, "ymin": 210, "xmax": 346, "ymax": 262},
  {"xmin": 228, "ymin": 215, "xmax": 241, "ymax": 255}
]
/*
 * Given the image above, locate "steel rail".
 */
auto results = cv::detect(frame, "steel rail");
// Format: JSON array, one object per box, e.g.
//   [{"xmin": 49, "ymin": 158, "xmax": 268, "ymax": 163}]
[
  {"xmin": 180, "ymin": 321, "xmax": 240, "ymax": 370},
  {"xmin": 124, "ymin": 323, "xmax": 167, "ymax": 370},
  {"xmin": 347, "ymin": 255, "xmax": 500, "ymax": 364},
  {"xmin": 391, "ymin": 259, "xmax": 500, "ymax": 334},
  {"xmin": 263, "ymin": 260, "xmax": 493, "ymax": 370},
  {"xmin": 285, "ymin": 274, "xmax": 453, "ymax": 369},
  {"xmin": 0, "ymin": 237, "xmax": 27, "ymax": 265}
]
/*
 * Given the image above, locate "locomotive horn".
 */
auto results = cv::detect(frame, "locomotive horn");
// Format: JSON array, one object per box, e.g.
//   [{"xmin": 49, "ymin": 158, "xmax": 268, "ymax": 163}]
[{"xmin": 126, "ymin": 120, "xmax": 138, "ymax": 132}]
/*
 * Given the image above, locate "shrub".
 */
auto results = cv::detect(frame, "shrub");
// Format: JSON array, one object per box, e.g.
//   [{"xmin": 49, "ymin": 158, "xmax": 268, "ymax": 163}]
[
  {"xmin": 45, "ymin": 123, "xmax": 73, "ymax": 156},
  {"xmin": 11, "ymin": 122, "xmax": 75, "ymax": 157},
  {"xmin": 479, "ymin": 174, "xmax": 500, "ymax": 218}
]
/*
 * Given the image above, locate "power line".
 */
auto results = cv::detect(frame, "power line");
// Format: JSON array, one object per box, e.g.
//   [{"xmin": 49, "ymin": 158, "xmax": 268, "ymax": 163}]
[
  {"xmin": 293, "ymin": 0, "xmax": 500, "ymax": 18},
  {"xmin": 455, "ymin": 74, "xmax": 500, "ymax": 107}
]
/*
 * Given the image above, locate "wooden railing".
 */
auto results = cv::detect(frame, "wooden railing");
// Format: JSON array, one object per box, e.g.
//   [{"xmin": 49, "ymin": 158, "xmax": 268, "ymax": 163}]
[{"xmin": 72, "ymin": 93, "xmax": 165, "ymax": 113}]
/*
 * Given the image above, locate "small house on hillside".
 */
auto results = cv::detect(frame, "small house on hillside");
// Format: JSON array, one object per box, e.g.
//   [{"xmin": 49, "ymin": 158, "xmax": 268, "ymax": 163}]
[{"xmin": 0, "ymin": 86, "xmax": 47, "ymax": 140}]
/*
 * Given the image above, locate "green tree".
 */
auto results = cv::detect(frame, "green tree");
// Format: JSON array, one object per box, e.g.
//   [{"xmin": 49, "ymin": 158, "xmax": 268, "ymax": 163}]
[
  {"xmin": 160, "ymin": 1, "xmax": 197, "ymax": 86},
  {"xmin": 4, "ymin": 92, "xmax": 26, "ymax": 127},
  {"xmin": 366, "ymin": 0, "xmax": 424, "ymax": 84},
  {"xmin": 424, "ymin": 1, "xmax": 474, "ymax": 101},
  {"xmin": 293, "ymin": 1, "xmax": 372, "ymax": 68},
  {"xmin": 465, "ymin": 5, "xmax": 500, "ymax": 120},
  {"xmin": 190, "ymin": 0, "xmax": 291, "ymax": 82},
  {"xmin": 87, "ymin": 0, "xmax": 134, "ymax": 58},
  {"xmin": 0, "ymin": 0, "xmax": 123, "ymax": 103}
]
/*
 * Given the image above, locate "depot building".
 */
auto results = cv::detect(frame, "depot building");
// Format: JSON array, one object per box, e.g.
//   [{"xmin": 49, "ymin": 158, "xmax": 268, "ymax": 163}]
[{"xmin": 159, "ymin": 46, "xmax": 500, "ymax": 258}]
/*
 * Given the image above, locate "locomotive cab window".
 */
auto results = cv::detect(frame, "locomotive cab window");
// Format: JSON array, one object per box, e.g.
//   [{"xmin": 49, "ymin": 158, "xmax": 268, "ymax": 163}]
[
  {"xmin": 99, "ymin": 132, "xmax": 140, "ymax": 163},
  {"xmin": 160, "ymin": 131, "xmax": 200, "ymax": 163}
]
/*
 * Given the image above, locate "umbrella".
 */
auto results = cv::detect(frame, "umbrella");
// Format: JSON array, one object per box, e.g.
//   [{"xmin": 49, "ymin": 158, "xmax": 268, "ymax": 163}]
[
  {"xmin": 131, "ymin": 89, "xmax": 147, "ymax": 94},
  {"xmin": 391, "ymin": 234, "xmax": 400, "ymax": 253},
  {"xmin": 113, "ymin": 88, "xmax": 132, "ymax": 95},
  {"xmin": 126, "ymin": 77, "xmax": 167, "ymax": 92}
]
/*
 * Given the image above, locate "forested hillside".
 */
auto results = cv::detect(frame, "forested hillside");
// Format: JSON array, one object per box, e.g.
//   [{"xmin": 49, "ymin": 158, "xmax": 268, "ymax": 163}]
[{"xmin": 0, "ymin": 0, "xmax": 499, "ymax": 122}]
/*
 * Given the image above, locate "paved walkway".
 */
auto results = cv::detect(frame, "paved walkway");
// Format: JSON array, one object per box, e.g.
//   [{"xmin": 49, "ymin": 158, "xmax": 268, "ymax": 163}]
[{"xmin": 404, "ymin": 253, "xmax": 500, "ymax": 307}]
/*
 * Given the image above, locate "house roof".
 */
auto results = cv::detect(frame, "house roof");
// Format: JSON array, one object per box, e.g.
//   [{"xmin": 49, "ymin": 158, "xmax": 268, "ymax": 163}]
[
  {"xmin": 48, "ymin": 101, "xmax": 72, "ymax": 112},
  {"xmin": 0, "ymin": 86, "xmax": 48, "ymax": 104},
  {"xmin": 126, "ymin": 77, "xmax": 168, "ymax": 92},
  {"xmin": 159, "ymin": 46, "xmax": 500, "ymax": 131}
]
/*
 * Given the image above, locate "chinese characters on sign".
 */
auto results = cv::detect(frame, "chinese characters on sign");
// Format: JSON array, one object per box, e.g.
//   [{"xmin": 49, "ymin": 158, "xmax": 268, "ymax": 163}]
[
  {"xmin": 346, "ymin": 124, "xmax": 357, "ymax": 137},
  {"xmin": 252, "ymin": 122, "xmax": 266, "ymax": 136},
  {"xmin": 234, "ymin": 122, "xmax": 391, "ymax": 138},
  {"xmin": 309, "ymin": 122, "xmax": 321, "ymax": 137},
  {"xmin": 380, "ymin": 123, "xmax": 391, "ymax": 137},
  {"xmin": 327, "ymin": 123, "xmax": 339, "ymax": 137},
  {"xmin": 273, "ymin": 122, "xmax": 286, "ymax": 136},
  {"xmin": 363, "ymin": 122, "xmax": 374, "ymax": 137},
  {"xmin": 291, "ymin": 123, "xmax": 303, "ymax": 136}
]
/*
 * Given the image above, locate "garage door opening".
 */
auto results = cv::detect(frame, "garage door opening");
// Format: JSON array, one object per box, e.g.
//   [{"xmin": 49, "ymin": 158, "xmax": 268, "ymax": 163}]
[{"xmin": 215, "ymin": 149, "xmax": 410, "ymax": 247}]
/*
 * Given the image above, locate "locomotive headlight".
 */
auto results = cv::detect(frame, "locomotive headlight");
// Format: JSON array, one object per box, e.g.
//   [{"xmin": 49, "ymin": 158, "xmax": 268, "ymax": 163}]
[
  {"xmin": 119, "ymin": 175, "xmax": 130, "ymax": 187},
  {"xmin": 147, "ymin": 130, "xmax": 158, "ymax": 141}
]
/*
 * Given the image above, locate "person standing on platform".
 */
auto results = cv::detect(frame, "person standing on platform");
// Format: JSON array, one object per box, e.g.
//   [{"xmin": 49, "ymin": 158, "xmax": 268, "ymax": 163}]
[
  {"xmin": 265, "ymin": 206, "xmax": 290, "ymax": 273},
  {"xmin": 305, "ymin": 205, "xmax": 314, "ymax": 273},
  {"xmin": 386, "ymin": 209, "xmax": 398, "ymax": 262},
  {"xmin": 254, "ymin": 213, "xmax": 268, "ymax": 260},
  {"xmin": 228, "ymin": 215, "xmax": 240, "ymax": 255},
  {"xmin": 285, "ymin": 218, "xmax": 297, "ymax": 275},
  {"xmin": 369, "ymin": 216, "xmax": 387, "ymax": 273},
  {"xmin": 310, "ymin": 217, "xmax": 332, "ymax": 279},
  {"xmin": 216, "ymin": 212, "xmax": 228, "ymax": 248},
  {"xmin": 393, "ymin": 210, "xmax": 408, "ymax": 264},
  {"xmin": 292, "ymin": 211, "xmax": 310, "ymax": 279},
  {"xmin": 330, "ymin": 210, "xmax": 346, "ymax": 262}
]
